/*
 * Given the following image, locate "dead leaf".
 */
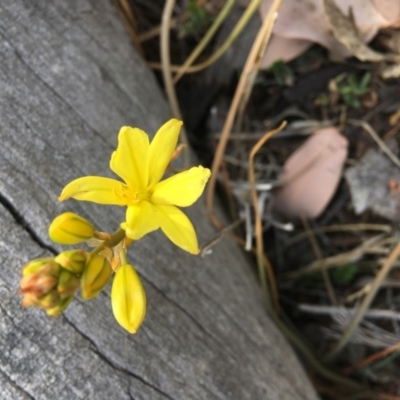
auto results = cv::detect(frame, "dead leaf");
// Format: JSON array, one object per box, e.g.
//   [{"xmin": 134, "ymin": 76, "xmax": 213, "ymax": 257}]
[
  {"xmin": 381, "ymin": 63, "xmax": 400, "ymax": 79},
  {"xmin": 262, "ymin": 35, "xmax": 312, "ymax": 67},
  {"xmin": 379, "ymin": 29, "xmax": 400, "ymax": 54},
  {"xmin": 259, "ymin": 0, "xmax": 400, "ymax": 68},
  {"xmin": 273, "ymin": 127, "xmax": 348, "ymax": 218},
  {"xmin": 345, "ymin": 139, "xmax": 400, "ymax": 219},
  {"xmin": 322, "ymin": 0, "xmax": 395, "ymax": 62}
]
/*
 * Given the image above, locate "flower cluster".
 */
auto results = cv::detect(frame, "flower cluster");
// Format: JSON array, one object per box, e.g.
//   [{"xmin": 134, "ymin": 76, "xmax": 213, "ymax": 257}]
[{"xmin": 21, "ymin": 119, "xmax": 210, "ymax": 333}]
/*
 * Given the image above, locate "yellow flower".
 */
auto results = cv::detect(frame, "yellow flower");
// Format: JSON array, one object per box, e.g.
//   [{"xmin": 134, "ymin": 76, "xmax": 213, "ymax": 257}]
[{"xmin": 59, "ymin": 119, "xmax": 210, "ymax": 254}]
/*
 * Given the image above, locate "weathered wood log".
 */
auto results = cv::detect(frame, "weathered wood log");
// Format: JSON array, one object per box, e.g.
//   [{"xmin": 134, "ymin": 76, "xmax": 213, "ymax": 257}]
[{"xmin": 0, "ymin": 1, "xmax": 318, "ymax": 399}]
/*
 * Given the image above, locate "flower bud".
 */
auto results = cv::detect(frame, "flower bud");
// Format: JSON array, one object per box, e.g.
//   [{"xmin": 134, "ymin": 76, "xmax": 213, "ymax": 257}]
[
  {"xmin": 20, "ymin": 257, "xmax": 78, "ymax": 315},
  {"xmin": 111, "ymin": 264, "xmax": 146, "ymax": 334},
  {"xmin": 55, "ymin": 250, "xmax": 88, "ymax": 275},
  {"xmin": 46, "ymin": 295, "xmax": 74, "ymax": 317},
  {"xmin": 22, "ymin": 258, "xmax": 58, "ymax": 276},
  {"xmin": 49, "ymin": 212, "xmax": 95, "ymax": 245},
  {"xmin": 57, "ymin": 269, "xmax": 80, "ymax": 295},
  {"xmin": 20, "ymin": 260, "xmax": 60, "ymax": 298},
  {"xmin": 81, "ymin": 254, "xmax": 112, "ymax": 300}
]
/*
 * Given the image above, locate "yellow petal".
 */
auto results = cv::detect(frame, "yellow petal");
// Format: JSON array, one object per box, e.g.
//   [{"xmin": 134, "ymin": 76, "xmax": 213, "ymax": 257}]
[
  {"xmin": 121, "ymin": 201, "xmax": 159, "ymax": 240},
  {"xmin": 111, "ymin": 264, "xmax": 146, "ymax": 334},
  {"xmin": 148, "ymin": 119, "xmax": 182, "ymax": 186},
  {"xmin": 110, "ymin": 126, "xmax": 149, "ymax": 190},
  {"xmin": 154, "ymin": 205, "xmax": 199, "ymax": 254},
  {"xmin": 59, "ymin": 176, "xmax": 128, "ymax": 205},
  {"xmin": 151, "ymin": 166, "xmax": 211, "ymax": 207}
]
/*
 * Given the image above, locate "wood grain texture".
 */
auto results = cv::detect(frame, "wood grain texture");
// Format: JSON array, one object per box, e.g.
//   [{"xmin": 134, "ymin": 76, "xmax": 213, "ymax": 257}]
[{"xmin": 0, "ymin": 1, "xmax": 318, "ymax": 399}]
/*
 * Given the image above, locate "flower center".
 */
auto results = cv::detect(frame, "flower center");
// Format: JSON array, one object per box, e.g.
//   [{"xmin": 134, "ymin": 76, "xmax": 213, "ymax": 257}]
[{"xmin": 116, "ymin": 184, "xmax": 149, "ymax": 205}]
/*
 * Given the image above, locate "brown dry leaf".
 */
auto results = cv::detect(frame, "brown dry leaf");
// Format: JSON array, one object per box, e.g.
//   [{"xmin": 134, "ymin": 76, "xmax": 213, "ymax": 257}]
[
  {"xmin": 322, "ymin": 0, "xmax": 397, "ymax": 62},
  {"xmin": 262, "ymin": 35, "xmax": 312, "ymax": 67},
  {"xmin": 345, "ymin": 139, "xmax": 400, "ymax": 219},
  {"xmin": 259, "ymin": 0, "xmax": 400, "ymax": 68},
  {"xmin": 381, "ymin": 63, "xmax": 400, "ymax": 79},
  {"xmin": 273, "ymin": 127, "xmax": 348, "ymax": 219},
  {"xmin": 379, "ymin": 29, "xmax": 400, "ymax": 54}
]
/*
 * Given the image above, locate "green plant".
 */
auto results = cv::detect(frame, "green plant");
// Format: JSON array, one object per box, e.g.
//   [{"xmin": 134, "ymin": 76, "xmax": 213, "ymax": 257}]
[
  {"xmin": 329, "ymin": 72, "xmax": 372, "ymax": 108},
  {"xmin": 181, "ymin": 1, "xmax": 214, "ymax": 37},
  {"xmin": 267, "ymin": 60, "xmax": 294, "ymax": 85}
]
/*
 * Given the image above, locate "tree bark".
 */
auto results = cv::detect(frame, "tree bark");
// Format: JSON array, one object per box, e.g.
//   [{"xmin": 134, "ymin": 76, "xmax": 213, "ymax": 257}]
[{"xmin": 0, "ymin": 1, "xmax": 318, "ymax": 399}]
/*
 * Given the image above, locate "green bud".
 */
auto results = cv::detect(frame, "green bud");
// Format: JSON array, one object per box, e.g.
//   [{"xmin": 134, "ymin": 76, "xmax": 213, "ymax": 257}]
[
  {"xmin": 22, "ymin": 258, "xmax": 59, "ymax": 276},
  {"xmin": 55, "ymin": 250, "xmax": 88, "ymax": 275},
  {"xmin": 46, "ymin": 295, "xmax": 74, "ymax": 317},
  {"xmin": 49, "ymin": 212, "xmax": 95, "ymax": 245},
  {"xmin": 81, "ymin": 254, "xmax": 112, "ymax": 300},
  {"xmin": 36, "ymin": 290, "xmax": 60, "ymax": 310},
  {"xmin": 57, "ymin": 269, "xmax": 80, "ymax": 295}
]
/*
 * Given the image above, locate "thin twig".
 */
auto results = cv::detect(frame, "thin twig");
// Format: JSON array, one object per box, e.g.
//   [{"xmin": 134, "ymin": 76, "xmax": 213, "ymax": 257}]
[
  {"xmin": 114, "ymin": 0, "xmax": 144, "ymax": 56},
  {"xmin": 200, "ymin": 217, "xmax": 244, "ymax": 256},
  {"xmin": 299, "ymin": 304, "xmax": 400, "ymax": 322},
  {"xmin": 348, "ymin": 119, "xmax": 400, "ymax": 169},
  {"xmin": 325, "ymin": 239, "xmax": 400, "ymax": 361},
  {"xmin": 285, "ymin": 223, "xmax": 392, "ymax": 248},
  {"xmin": 285, "ymin": 234, "xmax": 388, "ymax": 280},
  {"xmin": 249, "ymin": 123, "xmax": 286, "ymax": 307},
  {"xmin": 206, "ymin": 0, "xmax": 281, "ymax": 229},
  {"xmin": 173, "ymin": 0, "xmax": 236, "ymax": 84},
  {"xmin": 160, "ymin": 0, "xmax": 190, "ymax": 165},
  {"xmin": 139, "ymin": 18, "xmax": 178, "ymax": 42},
  {"xmin": 342, "ymin": 340, "xmax": 400, "ymax": 374},
  {"xmin": 149, "ymin": 0, "xmax": 262, "ymax": 75},
  {"xmin": 301, "ymin": 215, "xmax": 338, "ymax": 305}
]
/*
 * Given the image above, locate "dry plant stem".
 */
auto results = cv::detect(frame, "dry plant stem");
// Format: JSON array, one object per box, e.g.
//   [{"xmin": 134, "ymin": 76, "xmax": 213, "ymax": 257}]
[
  {"xmin": 200, "ymin": 217, "xmax": 244, "ymax": 256},
  {"xmin": 139, "ymin": 18, "xmax": 178, "ymax": 42},
  {"xmin": 149, "ymin": 0, "xmax": 263, "ymax": 74},
  {"xmin": 299, "ymin": 304, "xmax": 400, "ymax": 322},
  {"xmin": 285, "ymin": 234, "xmax": 388, "ymax": 279},
  {"xmin": 249, "ymin": 123, "xmax": 286, "ymax": 305},
  {"xmin": 285, "ymin": 223, "xmax": 392, "ymax": 248},
  {"xmin": 172, "ymin": 0, "xmax": 236, "ymax": 84},
  {"xmin": 384, "ymin": 120, "xmax": 400, "ymax": 141},
  {"xmin": 236, "ymin": 1, "xmax": 280, "ymax": 129},
  {"xmin": 114, "ymin": 0, "xmax": 144, "ymax": 56},
  {"xmin": 342, "ymin": 340, "xmax": 400, "ymax": 374},
  {"xmin": 301, "ymin": 215, "xmax": 338, "ymax": 305},
  {"xmin": 325, "ymin": 239, "xmax": 400, "ymax": 361},
  {"xmin": 206, "ymin": 0, "xmax": 282, "ymax": 230},
  {"xmin": 160, "ymin": 0, "xmax": 190, "ymax": 165},
  {"xmin": 348, "ymin": 119, "xmax": 400, "ymax": 169}
]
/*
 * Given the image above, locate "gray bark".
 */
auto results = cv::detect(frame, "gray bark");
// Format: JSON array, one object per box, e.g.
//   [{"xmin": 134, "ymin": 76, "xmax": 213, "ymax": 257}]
[{"xmin": 0, "ymin": 1, "xmax": 318, "ymax": 399}]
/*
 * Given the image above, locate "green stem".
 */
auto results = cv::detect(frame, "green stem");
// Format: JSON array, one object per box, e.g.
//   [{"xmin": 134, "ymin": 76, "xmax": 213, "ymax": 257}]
[
  {"xmin": 90, "ymin": 228, "xmax": 126, "ymax": 257},
  {"xmin": 120, "ymin": 247, "xmax": 128, "ymax": 266}
]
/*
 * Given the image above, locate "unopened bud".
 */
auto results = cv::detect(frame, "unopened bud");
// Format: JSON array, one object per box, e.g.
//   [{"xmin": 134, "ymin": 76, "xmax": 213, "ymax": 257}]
[
  {"xmin": 55, "ymin": 249, "xmax": 88, "ymax": 275},
  {"xmin": 81, "ymin": 254, "xmax": 112, "ymax": 300},
  {"xmin": 20, "ymin": 257, "xmax": 78, "ymax": 316},
  {"xmin": 49, "ymin": 212, "xmax": 95, "ymax": 245},
  {"xmin": 111, "ymin": 264, "xmax": 146, "ymax": 334},
  {"xmin": 20, "ymin": 260, "xmax": 60, "ymax": 298},
  {"xmin": 46, "ymin": 295, "xmax": 74, "ymax": 317},
  {"xmin": 57, "ymin": 269, "xmax": 80, "ymax": 295},
  {"xmin": 22, "ymin": 258, "xmax": 58, "ymax": 276},
  {"xmin": 35, "ymin": 290, "xmax": 60, "ymax": 310}
]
